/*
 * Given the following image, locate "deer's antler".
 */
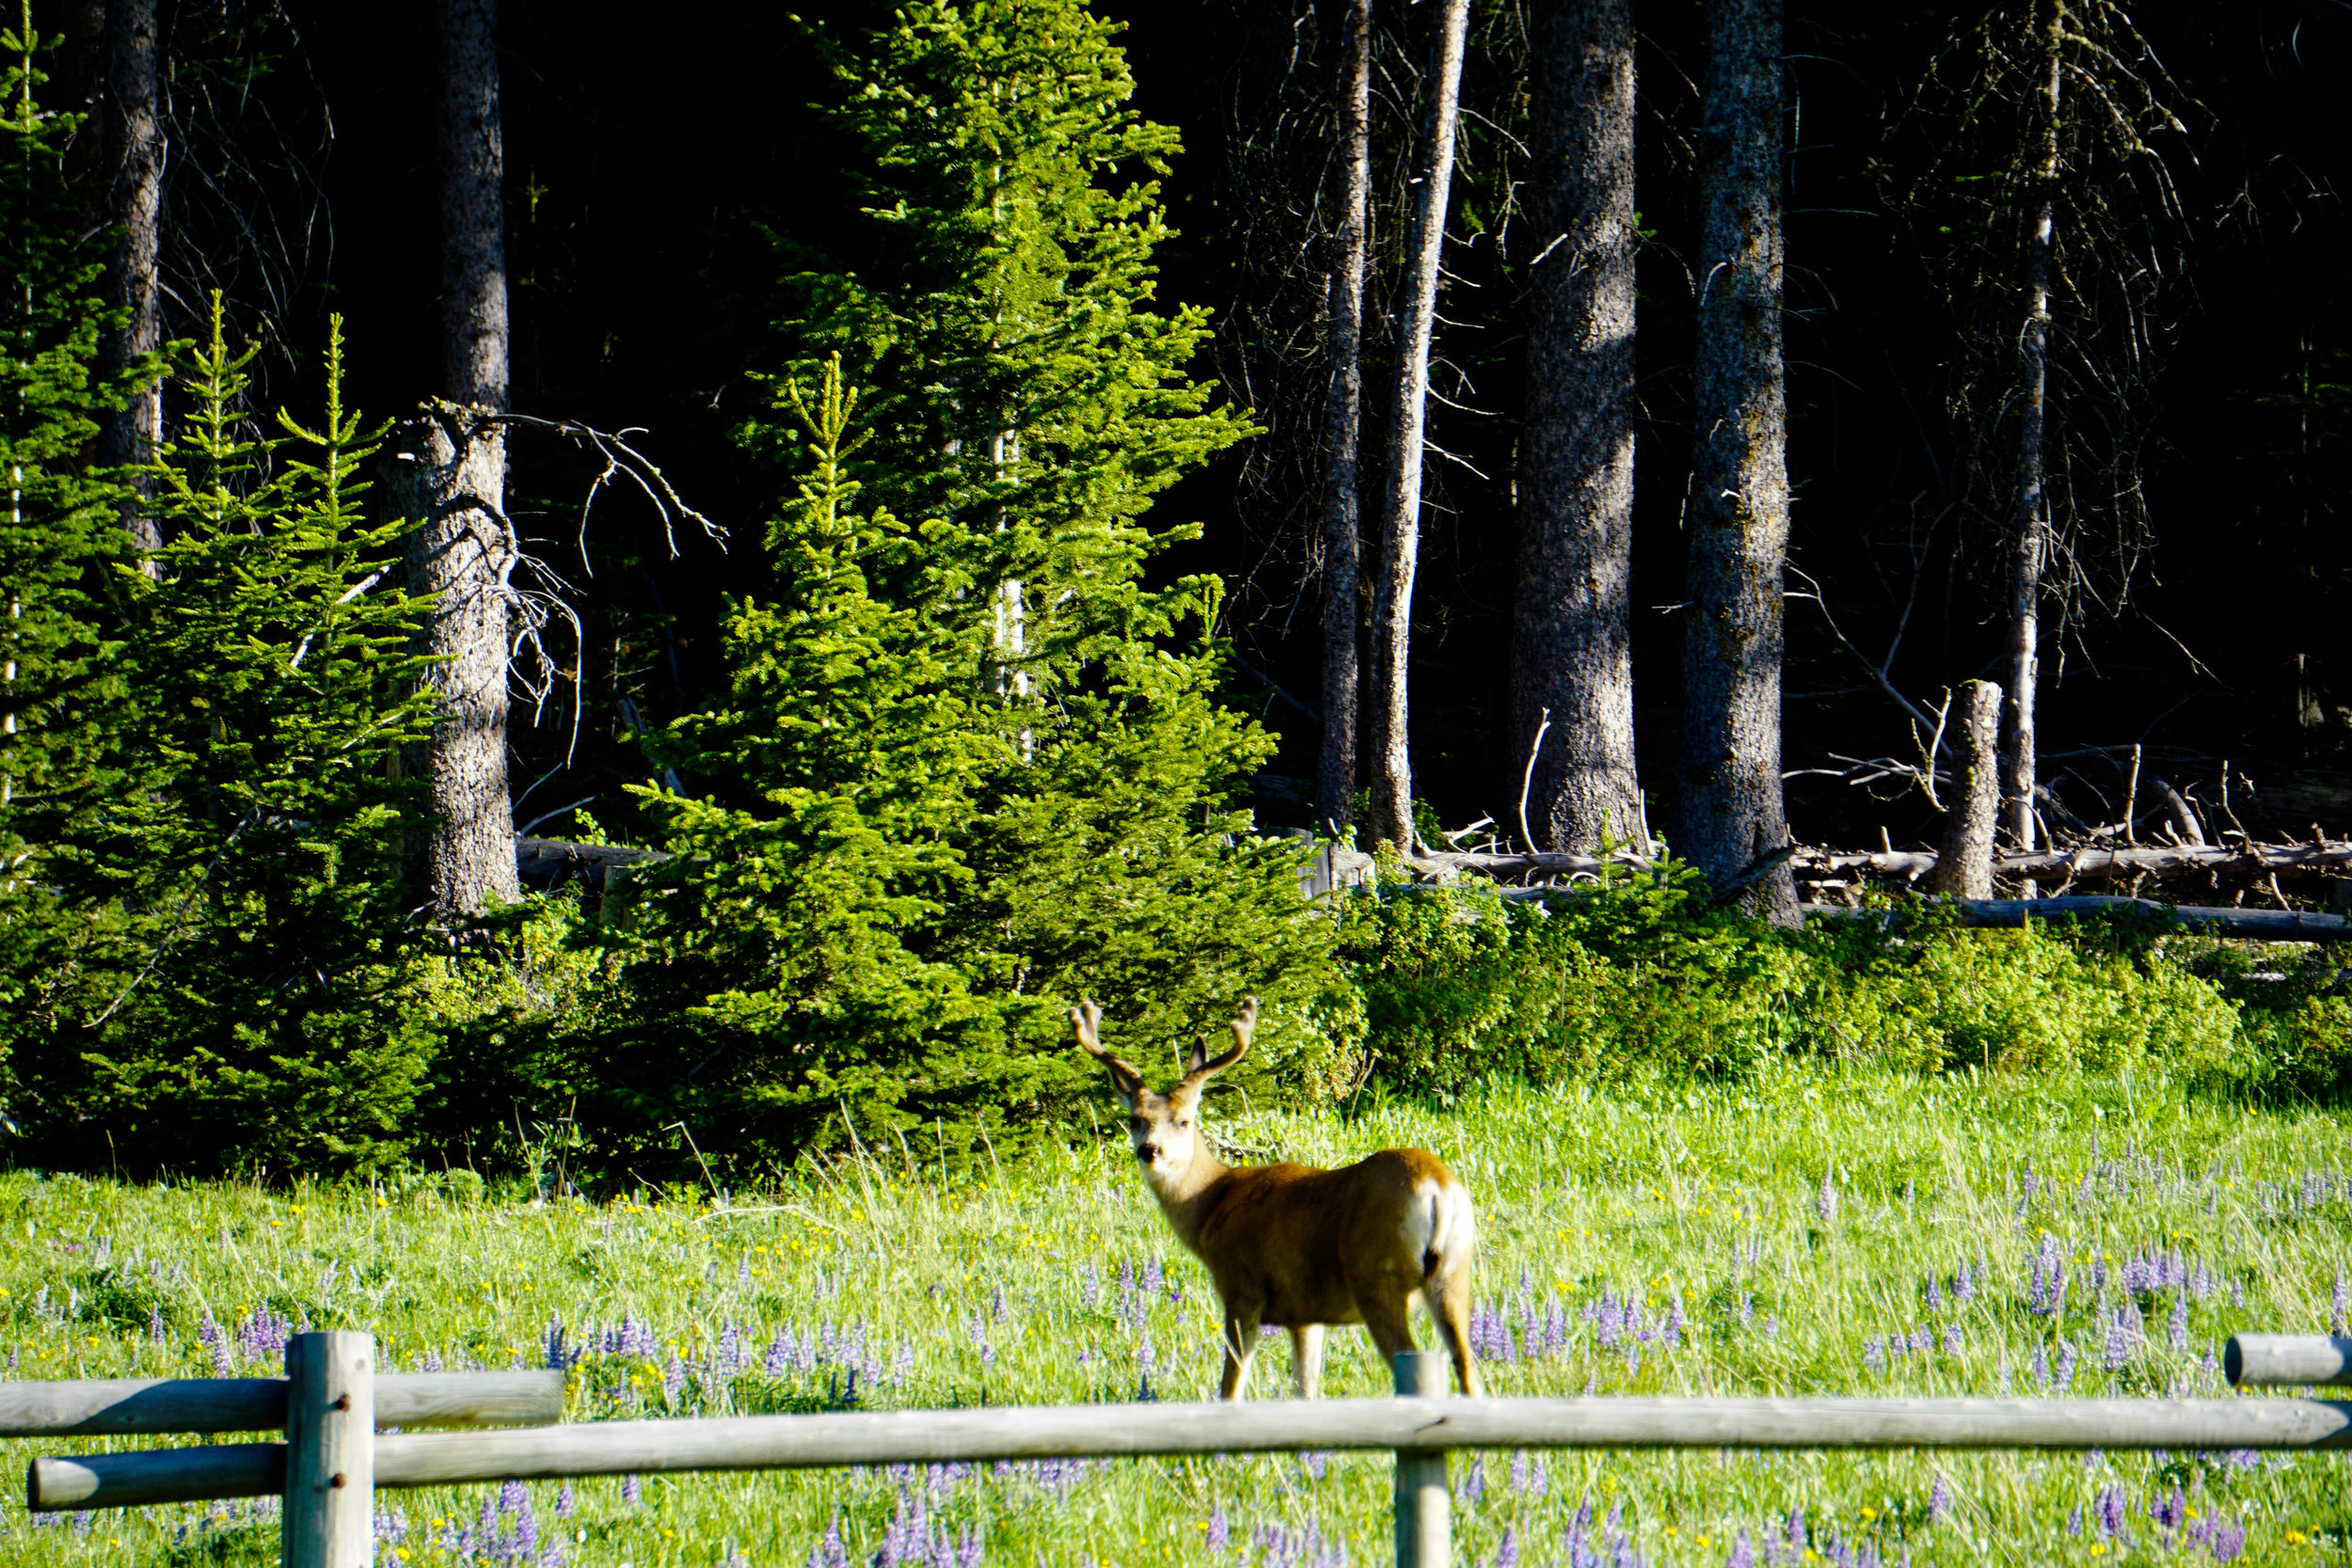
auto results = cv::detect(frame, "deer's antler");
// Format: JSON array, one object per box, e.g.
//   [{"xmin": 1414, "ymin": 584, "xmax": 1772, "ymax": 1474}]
[
  {"xmin": 1071, "ymin": 1000, "xmax": 1149, "ymax": 1098},
  {"xmin": 1184, "ymin": 994, "xmax": 1257, "ymax": 1085}
]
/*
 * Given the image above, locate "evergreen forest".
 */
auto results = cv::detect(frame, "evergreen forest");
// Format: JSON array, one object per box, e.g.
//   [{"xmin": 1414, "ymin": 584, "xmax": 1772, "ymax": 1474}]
[{"xmin": 4, "ymin": 0, "xmax": 2352, "ymax": 1184}]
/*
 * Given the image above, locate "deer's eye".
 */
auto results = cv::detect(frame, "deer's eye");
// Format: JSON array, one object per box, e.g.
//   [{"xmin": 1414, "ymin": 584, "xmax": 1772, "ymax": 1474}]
[{"xmin": 1176, "ymin": 1118, "xmax": 1190, "ymax": 1130}]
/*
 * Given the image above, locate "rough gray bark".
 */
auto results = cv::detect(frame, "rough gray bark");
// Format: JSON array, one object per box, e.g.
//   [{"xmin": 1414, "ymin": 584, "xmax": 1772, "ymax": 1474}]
[
  {"xmin": 1513, "ymin": 0, "xmax": 1643, "ymax": 855},
  {"xmin": 1367, "ymin": 0, "xmax": 1471, "ymax": 854},
  {"xmin": 99, "ymin": 0, "xmax": 165, "ymax": 564},
  {"xmin": 389, "ymin": 403, "xmax": 519, "ymax": 915},
  {"xmin": 2002, "ymin": 0, "xmax": 2064, "ymax": 871},
  {"xmin": 1930, "ymin": 680, "xmax": 2003, "ymax": 897},
  {"xmin": 439, "ymin": 0, "xmax": 509, "ymax": 413},
  {"xmin": 404, "ymin": 0, "xmax": 517, "ymax": 916},
  {"xmin": 1677, "ymin": 0, "xmax": 1796, "ymax": 923},
  {"xmin": 1314, "ymin": 0, "xmax": 1372, "ymax": 837}
]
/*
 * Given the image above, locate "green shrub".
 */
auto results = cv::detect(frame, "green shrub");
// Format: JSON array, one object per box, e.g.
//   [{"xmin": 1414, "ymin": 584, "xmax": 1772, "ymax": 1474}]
[
  {"xmin": 1337, "ymin": 861, "xmax": 1807, "ymax": 1100},
  {"xmin": 1342, "ymin": 872, "xmax": 2262, "ymax": 1100}
]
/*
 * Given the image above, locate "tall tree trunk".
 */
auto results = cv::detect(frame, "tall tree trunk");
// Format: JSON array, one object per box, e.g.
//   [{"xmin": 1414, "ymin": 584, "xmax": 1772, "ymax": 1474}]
[
  {"xmin": 405, "ymin": 0, "xmax": 517, "ymax": 915},
  {"xmin": 390, "ymin": 403, "xmax": 519, "ymax": 914},
  {"xmin": 1315, "ymin": 0, "xmax": 1372, "ymax": 838},
  {"xmin": 1513, "ymin": 0, "xmax": 1642, "ymax": 855},
  {"xmin": 440, "ymin": 0, "xmax": 509, "ymax": 414},
  {"xmin": 99, "ymin": 0, "xmax": 164, "ymax": 565},
  {"xmin": 1931, "ymin": 679, "xmax": 2003, "ymax": 898},
  {"xmin": 1367, "ymin": 0, "xmax": 1470, "ymax": 854},
  {"xmin": 1677, "ymin": 0, "xmax": 1796, "ymax": 923},
  {"xmin": 2002, "ymin": 0, "xmax": 2064, "ymax": 877}
]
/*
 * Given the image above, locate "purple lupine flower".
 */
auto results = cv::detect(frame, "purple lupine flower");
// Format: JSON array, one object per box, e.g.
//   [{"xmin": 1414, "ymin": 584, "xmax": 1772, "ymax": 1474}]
[
  {"xmin": 2068, "ymin": 1507, "xmax": 2083, "ymax": 1537},
  {"xmin": 1492, "ymin": 1526, "xmax": 1519, "ymax": 1568},
  {"xmin": 148, "ymin": 1305, "xmax": 167, "ymax": 1343},
  {"xmin": 2153, "ymin": 1487, "xmax": 2186, "ymax": 1530},
  {"xmin": 2105, "ymin": 1305, "xmax": 2138, "ymax": 1371},
  {"xmin": 2054, "ymin": 1337, "xmax": 2077, "ymax": 1390},
  {"xmin": 1817, "ymin": 1173, "xmax": 1838, "ymax": 1227},
  {"xmin": 1510, "ymin": 1448, "xmax": 1532, "ymax": 1495},
  {"xmin": 1459, "ymin": 1456, "xmax": 1486, "ymax": 1505},
  {"xmin": 1929, "ymin": 1474, "xmax": 1951, "ymax": 1523},
  {"xmin": 1726, "ymin": 1528, "xmax": 1756, "ymax": 1568},
  {"xmin": 1597, "ymin": 1291, "xmax": 1625, "ymax": 1349},
  {"xmin": 1208, "ymin": 1504, "xmax": 1229, "ymax": 1552},
  {"xmin": 1955, "ymin": 1256, "xmax": 1979, "ymax": 1306},
  {"xmin": 516, "ymin": 1496, "xmax": 541, "ymax": 1560},
  {"xmin": 662, "ymin": 1349, "xmax": 685, "ymax": 1402},
  {"xmin": 1142, "ymin": 1257, "xmax": 1164, "ymax": 1297},
  {"xmin": 1787, "ymin": 1508, "xmax": 1808, "ymax": 1551},
  {"xmin": 1924, "ymin": 1275, "xmax": 1944, "ymax": 1312},
  {"xmin": 623, "ymin": 1473, "xmax": 642, "ymax": 1507},
  {"xmin": 2169, "ymin": 1291, "xmax": 2190, "ymax": 1350},
  {"xmin": 2208, "ymin": 1518, "xmax": 2247, "ymax": 1561},
  {"xmin": 199, "ymin": 1316, "xmax": 231, "ymax": 1375},
  {"xmin": 2335, "ymin": 1270, "xmax": 2349, "ymax": 1338},
  {"xmin": 1664, "ymin": 1293, "xmax": 1687, "ymax": 1346},
  {"xmin": 1864, "ymin": 1337, "xmax": 1886, "ymax": 1374},
  {"xmin": 1547, "ymin": 1298, "xmax": 1568, "ymax": 1355},
  {"xmin": 766, "ymin": 1326, "xmax": 798, "ymax": 1376},
  {"xmin": 554, "ymin": 1482, "xmax": 576, "ymax": 1519},
  {"xmin": 1080, "ymin": 1262, "xmax": 1102, "ymax": 1307},
  {"xmin": 2097, "ymin": 1483, "xmax": 2126, "ymax": 1539}
]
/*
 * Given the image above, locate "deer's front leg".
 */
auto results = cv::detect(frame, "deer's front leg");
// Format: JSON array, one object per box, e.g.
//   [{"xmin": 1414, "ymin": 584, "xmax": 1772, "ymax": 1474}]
[
  {"xmin": 1290, "ymin": 1323, "xmax": 1326, "ymax": 1399},
  {"xmin": 1218, "ymin": 1306, "xmax": 1263, "ymax": 1402}
]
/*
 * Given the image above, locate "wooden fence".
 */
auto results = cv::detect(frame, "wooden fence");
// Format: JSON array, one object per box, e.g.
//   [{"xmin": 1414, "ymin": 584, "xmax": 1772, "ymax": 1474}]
[{"xmin": 14, "ymin": 1334, "xmax": 2351, "ymax": 1568}]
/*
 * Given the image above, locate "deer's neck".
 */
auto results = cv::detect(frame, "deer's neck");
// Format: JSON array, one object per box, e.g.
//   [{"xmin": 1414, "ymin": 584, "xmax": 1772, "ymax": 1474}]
[{"xmin": 1148, "ymin": 1149, "xmax": 1233, "ymax": 1257}]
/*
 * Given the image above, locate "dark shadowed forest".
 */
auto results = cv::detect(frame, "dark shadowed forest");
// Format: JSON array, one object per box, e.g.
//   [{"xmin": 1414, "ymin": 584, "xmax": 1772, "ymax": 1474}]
[{"xmin": 8, "ymin": 0, "xmax": 2352, "ymax": 1180}]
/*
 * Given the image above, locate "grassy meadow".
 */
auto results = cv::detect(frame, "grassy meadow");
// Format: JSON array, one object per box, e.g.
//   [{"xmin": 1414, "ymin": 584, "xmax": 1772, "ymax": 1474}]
[{"xmin": 1, "ymin": 1063, "xmax": 2347, "ymax": 1567}]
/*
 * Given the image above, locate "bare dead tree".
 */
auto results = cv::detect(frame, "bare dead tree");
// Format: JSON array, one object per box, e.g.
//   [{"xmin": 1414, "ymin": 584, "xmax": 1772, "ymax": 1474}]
[
  {"xmin": 1366, "ymin": 0, "xmax": 1470, "ymax": 854},
  {"xmin": 1677, "ymin": 0, "xmax": 1797, "ymax": 924},
  {"xmin": 1886, "ymin": 0, "xmax": 2217, "ymax": 876}
]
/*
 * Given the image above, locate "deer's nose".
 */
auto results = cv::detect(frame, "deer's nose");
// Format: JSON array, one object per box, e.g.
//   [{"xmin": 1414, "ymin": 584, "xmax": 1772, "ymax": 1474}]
[{"xmin": 1136, "ymin": 1144, "xmax": 1160, "ymax": 1164}]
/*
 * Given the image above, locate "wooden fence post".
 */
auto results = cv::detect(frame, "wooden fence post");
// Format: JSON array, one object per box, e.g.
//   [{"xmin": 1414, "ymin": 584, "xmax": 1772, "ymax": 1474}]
[
  {"xmin": 1392, "ymin": 1351, "xmax": 1451, "ymax": 1568},
  {"xmin": 283, "ymin": 1332, "xmax": 374, "ymax": 1568}
]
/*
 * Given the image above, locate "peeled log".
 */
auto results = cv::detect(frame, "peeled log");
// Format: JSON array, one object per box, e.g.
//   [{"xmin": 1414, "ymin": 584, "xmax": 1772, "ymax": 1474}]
[{"xmin": 1802, "ymin": 898, "xmax": 2352, "ymax": 944}]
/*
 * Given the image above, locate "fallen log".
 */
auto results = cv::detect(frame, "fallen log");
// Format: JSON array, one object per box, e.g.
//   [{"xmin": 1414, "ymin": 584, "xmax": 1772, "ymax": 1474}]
[
  {"xmin": 1802, "ymin": 896, "xmax": 2352, "ymax": 944},
  {"xmin": 515, "ymin": 836, "xmax": 668, "ymax": 891},
  {"xmin": 1794, "ymin": 841, "xmax": 2352, "ymax": 886}
]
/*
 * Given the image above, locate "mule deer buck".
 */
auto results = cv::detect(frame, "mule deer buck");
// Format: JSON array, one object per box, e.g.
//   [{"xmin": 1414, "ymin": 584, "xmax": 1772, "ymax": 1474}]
[{"xmin": 1073, "ymin": 994, "xmax": 1483, "ymax": 1401}]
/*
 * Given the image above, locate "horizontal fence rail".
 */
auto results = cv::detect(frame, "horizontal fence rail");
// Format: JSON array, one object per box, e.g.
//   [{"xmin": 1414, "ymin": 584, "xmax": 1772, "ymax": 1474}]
[
  {"xmin": 15, "ymin": 1332, "xmax": 2352, "ymax": 1568},
  {"xmin": 0, "ymin": 1370, "xmax": 564, "ymax": 1438},
  {"xmin": 30, "ymin": 1393, "xmax": 2352, "ymax": 1512},
  {"xmin": 2228, "ymin": 1335, "xmax": 2352, "ymax": 1387}
]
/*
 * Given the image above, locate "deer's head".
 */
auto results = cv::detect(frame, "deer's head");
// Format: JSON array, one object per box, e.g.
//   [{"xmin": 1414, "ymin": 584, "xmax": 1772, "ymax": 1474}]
[{"xmin": 1072, "ymin": 996, "xmax": 1256, "ymax": 1193}]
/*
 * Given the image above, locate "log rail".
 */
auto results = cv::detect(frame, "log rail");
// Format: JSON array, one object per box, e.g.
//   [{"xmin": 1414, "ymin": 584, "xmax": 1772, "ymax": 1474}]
[{"xmin": 10, "ymin": 1335, "xmax": 2351, "ymax": 1568}]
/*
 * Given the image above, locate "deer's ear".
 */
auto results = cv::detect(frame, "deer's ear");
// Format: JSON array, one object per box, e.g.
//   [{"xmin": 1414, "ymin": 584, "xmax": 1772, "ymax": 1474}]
[{"xmin": 1184, "ymin": 1034, "xmax": 1213, "ymax": 1076}]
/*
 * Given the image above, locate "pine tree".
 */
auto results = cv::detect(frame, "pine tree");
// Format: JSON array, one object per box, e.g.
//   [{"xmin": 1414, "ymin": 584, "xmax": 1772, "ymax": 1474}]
[
  {"xmin": 560, "ymin": 0, "xmax": 1351, "ymax": 1171},
  {"xmin": 0, "ymin": 9, "xmax": 152, "ymax": 1115},
  {"xmin": 8, "ymin": 298, "xmax": 441, "ymax": 1174}
]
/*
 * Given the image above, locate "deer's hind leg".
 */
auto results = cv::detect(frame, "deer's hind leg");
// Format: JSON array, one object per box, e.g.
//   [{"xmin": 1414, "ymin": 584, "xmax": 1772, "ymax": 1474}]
[{"xmin": 1427, "ymin": 1263, "xmax": 1484, "ymax": 1397}]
